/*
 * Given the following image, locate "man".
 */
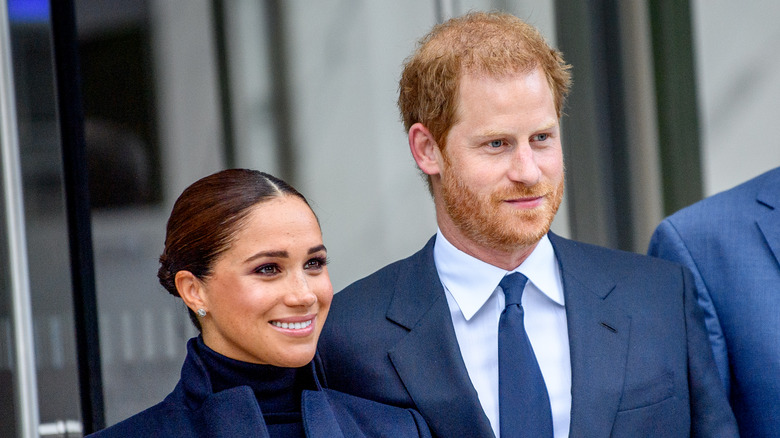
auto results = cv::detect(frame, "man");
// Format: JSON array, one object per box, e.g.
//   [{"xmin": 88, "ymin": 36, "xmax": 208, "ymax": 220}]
[
  {"xmin": 318, "ymin": 12, "xmax": 737, "ymax": 437},
  {"xmin": 648, "ymin": 166, "xmax": 780, "ymax": 437}
]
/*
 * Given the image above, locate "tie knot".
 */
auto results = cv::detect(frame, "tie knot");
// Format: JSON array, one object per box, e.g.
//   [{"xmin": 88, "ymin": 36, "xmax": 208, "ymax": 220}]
[{"xmin": 500, "ymin": 272, "xmax": 528, "ymax": 306}]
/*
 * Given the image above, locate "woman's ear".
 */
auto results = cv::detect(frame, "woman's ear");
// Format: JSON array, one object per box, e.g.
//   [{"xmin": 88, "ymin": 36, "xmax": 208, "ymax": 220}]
[
  {"xmin": 175, "ymin": 270, "xmax": 207, "ymax": 314},
  {"xmin": 408, "ymin": 123, "xmax": 443, "ymax": 176}
]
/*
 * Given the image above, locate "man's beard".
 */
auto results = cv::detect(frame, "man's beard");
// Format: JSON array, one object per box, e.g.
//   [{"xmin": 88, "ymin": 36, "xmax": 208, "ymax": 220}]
[{"xmin": 440, "ymin": 169, "xmax": 564, "ymax": 254}]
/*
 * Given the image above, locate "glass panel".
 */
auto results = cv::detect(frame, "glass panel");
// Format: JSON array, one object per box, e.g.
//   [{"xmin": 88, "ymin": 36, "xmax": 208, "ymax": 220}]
[
  {"xmin": 74, "ymin": 0, "xmax": 201, "ymax": 425},
  {"xmin": 74, "ymin": 0, "xmax": 560, "ymax": 428},
  {"xmin": 692, "ymin": 1, "xmax": 780, "ymax": 194},
  {"xmin": 4, "ymin": 0, "xmax": 82, "ymax": 434},
  {"xmin": 224, "ymin": 0, "xmax": 562, "ymax": 290}
]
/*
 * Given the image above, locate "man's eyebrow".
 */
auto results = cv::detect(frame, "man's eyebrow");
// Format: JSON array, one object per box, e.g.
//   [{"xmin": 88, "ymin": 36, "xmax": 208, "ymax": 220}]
[
  {"xmin": 535, "ymin": 120, "xmax": 559, "ymax": 131},
  {"xmin": 475, "ymin": 122, "xmax": 559, "ymax": 139}
]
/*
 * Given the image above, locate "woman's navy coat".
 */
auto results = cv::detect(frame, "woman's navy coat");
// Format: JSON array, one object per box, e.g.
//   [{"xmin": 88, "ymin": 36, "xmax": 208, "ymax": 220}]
[{"xmin": 89, "ymin": 338, "xmax": 431, "ymax": 437}]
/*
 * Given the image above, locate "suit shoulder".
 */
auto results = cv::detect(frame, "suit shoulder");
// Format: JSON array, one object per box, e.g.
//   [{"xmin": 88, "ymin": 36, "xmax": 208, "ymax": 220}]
[
  {"xmin": 335, "ymin": 238, "xmax": 433, "ymax": 303},
  {"xmin": 554, "ymin": 234, "xmax": 679, "ymax": 268},
  {"xmin": 337, "ymin": 257, "xmax": 405, "ymax": 299},
  {"xmin": 664, "ymin": 166, "xmax": 779, "ymax": 228},
  {"xmin": 551, "ymin": 234, "xmax": 685, "ymax": 281}
]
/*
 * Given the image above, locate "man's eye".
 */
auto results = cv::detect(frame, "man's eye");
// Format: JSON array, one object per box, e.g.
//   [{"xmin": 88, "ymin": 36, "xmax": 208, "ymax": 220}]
[
  {"xmin": 532, "ymin": 133, "xmax": 549, "ymax": 142},
  {"xmin": 489, "ymin": 140, "xmax": 504, "ymax": 148}
]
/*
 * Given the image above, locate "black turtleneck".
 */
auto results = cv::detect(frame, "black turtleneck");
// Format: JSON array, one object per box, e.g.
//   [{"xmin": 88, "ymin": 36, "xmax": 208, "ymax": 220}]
[{"xmin": 195, "ymin": 336, "xmax": 314, "ymax": 437}]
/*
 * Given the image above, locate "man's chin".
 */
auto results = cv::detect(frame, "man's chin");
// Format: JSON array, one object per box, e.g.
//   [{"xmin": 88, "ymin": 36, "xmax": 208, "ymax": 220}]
[{"xmin": 480, "ymin": 221, "xmax": 552, "ymax": 253}]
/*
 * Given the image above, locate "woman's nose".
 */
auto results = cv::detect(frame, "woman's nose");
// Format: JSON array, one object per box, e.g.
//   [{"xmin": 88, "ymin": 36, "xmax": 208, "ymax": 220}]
[{"xmin": 284, "ymin": 274, "xmax": 317, "ymax": 307}]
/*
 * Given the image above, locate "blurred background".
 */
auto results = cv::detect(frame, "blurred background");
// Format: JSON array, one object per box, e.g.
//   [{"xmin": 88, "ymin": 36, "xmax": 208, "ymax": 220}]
[{"xmin": 1, "ymin": 0, "xmax": 778, "ymax": 436}]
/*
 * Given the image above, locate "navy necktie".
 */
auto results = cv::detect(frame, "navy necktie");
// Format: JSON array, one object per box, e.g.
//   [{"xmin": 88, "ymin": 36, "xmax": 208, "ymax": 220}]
[{"xmin": 498, "ymin": 272, "xmax": 553, "ymax": 438}]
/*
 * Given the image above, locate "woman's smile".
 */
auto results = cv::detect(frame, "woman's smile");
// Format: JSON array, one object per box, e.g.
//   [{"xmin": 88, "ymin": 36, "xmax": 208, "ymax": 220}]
[{"xmin": 270, "ymin": 315, "xmax": 317, "ymax": 336}]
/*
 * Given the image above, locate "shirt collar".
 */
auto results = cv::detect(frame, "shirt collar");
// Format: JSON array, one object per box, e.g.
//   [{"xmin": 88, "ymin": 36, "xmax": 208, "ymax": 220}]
[{"xmin": 433, "ymin": 230, "xmax": 564, "ymax": 320}]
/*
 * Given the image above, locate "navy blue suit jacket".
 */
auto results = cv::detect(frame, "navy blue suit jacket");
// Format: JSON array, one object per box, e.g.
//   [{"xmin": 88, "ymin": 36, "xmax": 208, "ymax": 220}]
[
  {"xmin": 319, "ymin": 233, "xmax": 737, "ymax": 437},
  {"xmin": 89, "ymin": 338, "xmax": 431, "ymax": 438},
  {"xmin": 649, "ymin": 167, "xmax": 780, "ymax": 437}
]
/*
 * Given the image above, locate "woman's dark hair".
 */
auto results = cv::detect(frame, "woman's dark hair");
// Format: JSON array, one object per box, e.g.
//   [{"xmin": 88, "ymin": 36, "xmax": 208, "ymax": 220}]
[{"xmin": 158, "ymin": 169, "xmax": 311, "ymax": 330}]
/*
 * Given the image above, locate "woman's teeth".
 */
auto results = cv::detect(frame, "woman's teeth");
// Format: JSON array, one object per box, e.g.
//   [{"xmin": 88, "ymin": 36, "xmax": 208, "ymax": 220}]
[{"xmin": 271, "ymin": 320, "xmax": 312, "ymax": 330}]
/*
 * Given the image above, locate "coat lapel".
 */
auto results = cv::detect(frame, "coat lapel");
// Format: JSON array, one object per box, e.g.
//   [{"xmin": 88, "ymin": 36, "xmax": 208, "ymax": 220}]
[
  {"xmin": 756, "ymin": 172, "xmax": 780, "ymax": 270},
  {"xmin": 386, "ymin": 237, "xmax": 495, "ymax": 438},
  {"xmin": 178, "ymin": 339, "xmax": 270, "ymax": 437},
  {"xmin": 199, "ymin": 387, "xmax": 271, "ymax": 438},
  {"xmin": 549, "ymin": 234, "xmax": 631, "ymax": 437},
  {"xmin": 301, "ymin": 391, "xmax": 346, "ymax": 438}
]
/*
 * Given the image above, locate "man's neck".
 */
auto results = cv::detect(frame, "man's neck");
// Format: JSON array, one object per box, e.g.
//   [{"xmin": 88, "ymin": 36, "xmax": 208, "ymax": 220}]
[{"xmin": 438, "ymin": 223, "xmax": 540, "ymax": 271}]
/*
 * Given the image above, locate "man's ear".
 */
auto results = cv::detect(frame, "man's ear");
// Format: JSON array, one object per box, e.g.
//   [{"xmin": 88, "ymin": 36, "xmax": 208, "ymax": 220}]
[
  {"xmin": 408, "ymin": 123, "xmax": 443, "ymax": 176},
  {"xmin": 175, "ymin": 270, "xmax": 207, "ymax": 314}
]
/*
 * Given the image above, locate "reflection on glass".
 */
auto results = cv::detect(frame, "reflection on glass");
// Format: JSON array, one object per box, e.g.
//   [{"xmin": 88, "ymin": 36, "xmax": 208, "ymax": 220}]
[
  {"xmin": 74, "ymin": 0, "xmax": 197, "ymax": 426},
  {"xmin": 0, "ymin": 177, "xmax": 19, "ymax": 438},
  {"xmin": 6, "ymin": 0, "xmax": 82, "ymax": 433}
]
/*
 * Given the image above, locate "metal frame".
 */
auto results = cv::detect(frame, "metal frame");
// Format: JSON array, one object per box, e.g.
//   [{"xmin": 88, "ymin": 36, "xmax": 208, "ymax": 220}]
[
  {"xmin": 435, "ymin": 0, "xmax": 456, "ymax": 22},
  {"xmin": 262, "ymin": 0, "xmax": 296, "ymax": 182},
  {"xmin": 554, "ymin": 0, "xmax": 631, "ymax": 250},
  {"xmin": 649, "ymin": 0, "xmax": 703, "ymax": 215},
  {"xmin": 0, "ymin": 1, "xmax": 41, "ymax": 436},
  {"xmin": 50, "ymin": 0, "xmax": 105, "ymax": 433},
  {"xmin": 554, "ymin": 0, "xmax": 687, "ymax": 251},
  {"xmin": 211, "ymin": 0, "xmax": 237, "ymax": 168}
]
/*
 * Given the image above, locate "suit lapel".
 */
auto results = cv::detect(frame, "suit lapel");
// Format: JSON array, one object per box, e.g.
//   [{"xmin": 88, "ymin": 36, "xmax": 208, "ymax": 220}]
[
  {"xmin": 756, "ymin": 172, "xmax": 780, "ymax": 270},
  {"xmin": 387, "ymin": 237, "xmax": 495, "ymax": 438},
  {"xmin": 549, "ymin": 234, "xmax": 631, "ymax": 437}
]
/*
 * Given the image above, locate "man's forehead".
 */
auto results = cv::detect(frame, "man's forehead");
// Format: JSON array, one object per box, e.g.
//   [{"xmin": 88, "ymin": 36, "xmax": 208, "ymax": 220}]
[
  {"xmin": 459, "ymin": 61, "xmax": 537, "ymax": 80},
  {"xmin": 459, "ymin": 63, "xmax": 545, "ymax": 80}
]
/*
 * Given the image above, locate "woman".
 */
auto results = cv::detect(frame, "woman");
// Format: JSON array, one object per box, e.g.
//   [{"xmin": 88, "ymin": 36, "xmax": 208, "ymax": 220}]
[{"xmin": 90, "ymin": 169, "xmax": 430, "ymax": 437}]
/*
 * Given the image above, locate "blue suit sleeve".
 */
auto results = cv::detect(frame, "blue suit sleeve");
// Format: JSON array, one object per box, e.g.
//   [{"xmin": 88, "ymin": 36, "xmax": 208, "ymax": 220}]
[{"xmin": 648, "ymin": 219, "xmax": 731, "ymax": 396}]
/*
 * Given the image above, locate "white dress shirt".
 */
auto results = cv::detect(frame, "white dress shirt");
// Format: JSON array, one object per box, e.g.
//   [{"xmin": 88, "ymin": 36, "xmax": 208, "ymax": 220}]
[{"xmin": 434, "ymin": 230, "xmax": 572, "ymax": 438}]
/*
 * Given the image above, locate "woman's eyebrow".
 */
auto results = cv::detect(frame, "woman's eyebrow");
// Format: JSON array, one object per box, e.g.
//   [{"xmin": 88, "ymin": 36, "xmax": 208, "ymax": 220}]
[
  {"xmin": 308, "ymin": 245, "xmax": 327, "ymax": 255},
  {"xmin": 244, "ymin": 250, "xmax": 288, "ymax": 263}
]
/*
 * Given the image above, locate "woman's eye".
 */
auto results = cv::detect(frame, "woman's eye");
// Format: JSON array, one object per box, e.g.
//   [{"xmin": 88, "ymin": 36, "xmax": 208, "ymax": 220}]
[
  {"xmin": 488, "ymin": 139, "xmax": 504, "ymax": 148},
  {"xmin": 255, "ymin": 264, "xmax": 279, "ymax": 275},
  {"xmin": 305, "ymin": 257, "xmax": 327, "ymax": 270}
]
